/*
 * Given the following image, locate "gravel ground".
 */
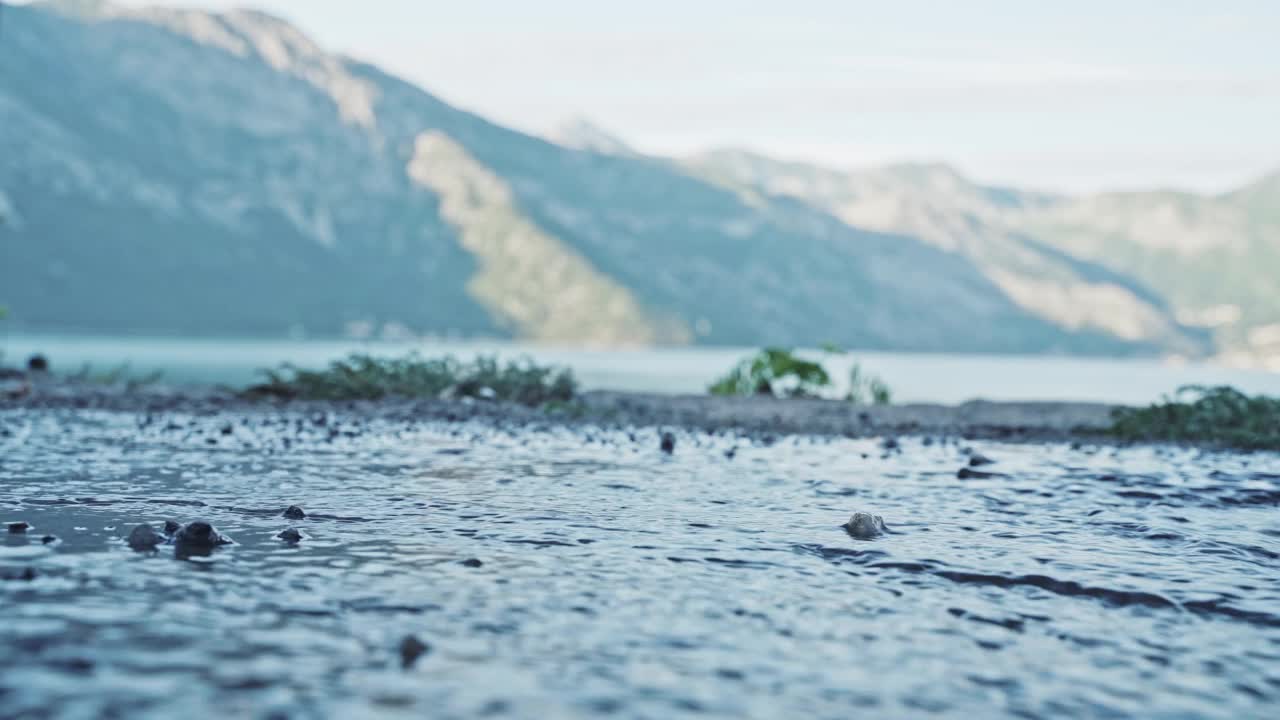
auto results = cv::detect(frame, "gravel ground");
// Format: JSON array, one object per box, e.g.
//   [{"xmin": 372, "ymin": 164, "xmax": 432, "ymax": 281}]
[{"xmin": 0, "ymin": 374, "xmax": 1118, "ymax": 443}]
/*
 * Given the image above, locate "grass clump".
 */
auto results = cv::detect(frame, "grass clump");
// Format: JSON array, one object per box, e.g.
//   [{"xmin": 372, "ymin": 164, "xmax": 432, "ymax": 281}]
[
  {"xmin": 1108, "ymin": 385, "xmax": 1280, "ymax": 450},
  {"xmin": 846, "ymin": 363, "xmax": 893, "ymax": 406},
  {"xmin": 709, "ymin": 347, "xmax": 891, "ymax": 404},
  {"xmin": 243, "ymin": 353, "xmax": 577, "ymax": 406},
  {"xmin": 67, "ymin": 363, "xmax": 165, "ymax": 391}
]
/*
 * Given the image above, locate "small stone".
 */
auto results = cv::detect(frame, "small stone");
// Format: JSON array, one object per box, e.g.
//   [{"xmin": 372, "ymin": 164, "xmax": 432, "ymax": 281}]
[
  {"xmin": 957, "ymin": 467, "xmax": 1000, "ymax": 480},
  {"xmin": 127, "ymin": 523, "xmax": 164, "ymax": 550},
  {"xmin": 26, "ymin": 354, "xmax": 49, "ymax": 372},
  {"xmin": 461, "ymin": 558, "xmax": 483, "ymax": 568},
  {"xmin": 162, "ymin": 520, "xmax": 181, "ymax": 536},
  {"xmin": 843, "ymin": 512, "xmax": 887, "ymax": 540},
  {"xmin": 277, "ymin": 528, "xmax": 303, "ymax": 543},
  {"xmin": 660, "ymin": 432, "xmax": 676, "ymax": 454},
  {"xmin": 399, "ymin": 634, "xmax": 430, "ymax": 669},
  {"xmin": 7, "ymin": 521, "xmax": 31, "ymax": 534},
  {"xmin": 968, "ymin": 453, "xmax": 996, "ymax": 467},
  {"xmin": 880, "ymin": 437, "xmax": 900, "ymax": 452},
  {"xmin": 1, "ymin": 567, "xmax": 37, "ymax": 582},
  {"xmin": 40, "ymin": 535, "xmax": 58, "ymax": 545},
  {"xmin": 282, "ymin": 505, "xmax": 307, "ymax": 520},
  {"xmin": 172, "ymin": 521, "xmax": 231, "ymax": 548}
]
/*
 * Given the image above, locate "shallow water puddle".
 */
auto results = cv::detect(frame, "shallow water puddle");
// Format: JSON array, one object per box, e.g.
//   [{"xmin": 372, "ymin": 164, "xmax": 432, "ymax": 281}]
[{"xmin": 1, "ymin": 409, "xmax": 1278, "ymax": 718}]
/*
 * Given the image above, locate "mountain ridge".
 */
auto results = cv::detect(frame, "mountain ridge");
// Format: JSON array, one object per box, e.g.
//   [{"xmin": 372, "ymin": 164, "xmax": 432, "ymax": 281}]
[{"xmin": 0, "ymin": 2, "xmax": 1228, "ymax": 358}]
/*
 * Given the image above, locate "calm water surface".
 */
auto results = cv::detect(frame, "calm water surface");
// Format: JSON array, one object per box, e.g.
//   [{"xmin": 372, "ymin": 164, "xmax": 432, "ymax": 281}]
[
  {"xmin": 6, "ymin": 334, "xmax": 1280, "ymax": 405},
  {"xmin": 2, "ymin": 408, "xmax": 1278, "ymax": 718}
]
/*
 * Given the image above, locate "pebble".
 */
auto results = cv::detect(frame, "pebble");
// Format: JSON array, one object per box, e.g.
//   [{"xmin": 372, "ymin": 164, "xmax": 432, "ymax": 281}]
[
  {"xmin": 843, "ymin": 512, "xmax": 888, "ymax": 540},
  {"xmin": 172, "ymin": 521, "xmax": 231, "ymax": 548},
  {"xmin": 461, "ymin": 558, "xmax": 483, "ymax": 568},
  {"xmin": 660, "ymin": 432, "xmax": 676, "ymax": 454},
  {"xmin": 1, "ymin": 567, "xmax": 37, "ymax": 582},
  {"xmin": 127, "ymin": 524, "xmax": 164, "ymax": 550},
  {"xmin": 957, "ymin": 467, "xmax": 1002, "ymax": 480},
  {"xmin": 399, "ymin": 634, "xmax": 430, "ymax": 669},
  {"xmin": 968, "ymin": 452, "xmax": 996, "ymax": 467}
]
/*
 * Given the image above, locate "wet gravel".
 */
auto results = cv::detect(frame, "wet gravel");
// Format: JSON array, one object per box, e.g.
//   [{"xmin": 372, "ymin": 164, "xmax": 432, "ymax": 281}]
[{"xmin": 1, "ymin": 406, "xmax": 1278, "ymax": 719}]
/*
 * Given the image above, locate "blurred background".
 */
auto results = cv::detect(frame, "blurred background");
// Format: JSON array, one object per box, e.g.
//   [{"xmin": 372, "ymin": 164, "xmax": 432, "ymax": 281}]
[{"xmin": 2, "ymin": 0, "xmax": 1279, "ymax": 401}]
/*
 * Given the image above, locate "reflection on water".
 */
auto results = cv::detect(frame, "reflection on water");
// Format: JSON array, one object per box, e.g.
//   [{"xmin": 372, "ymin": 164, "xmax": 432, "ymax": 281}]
[
  {"xmin": 1, "ymin": 408, "xmax": 1278, "ymax": 718},
  {"xmin": 7, "ymin": 333, "xmax": 1280, "ymax": 404}
]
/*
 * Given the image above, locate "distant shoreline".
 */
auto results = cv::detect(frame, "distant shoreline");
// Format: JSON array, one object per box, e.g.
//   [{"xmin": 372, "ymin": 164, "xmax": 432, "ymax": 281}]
[{"xmin": 2, "ymin": 377, "xmax": 1119, "ymax": 445}]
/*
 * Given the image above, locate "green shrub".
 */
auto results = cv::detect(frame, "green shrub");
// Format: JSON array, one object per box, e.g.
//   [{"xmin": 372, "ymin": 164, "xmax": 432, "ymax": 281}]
[
  {"xmin": 709, "ymin": 347, "xmax": 891, "ymax": 404},
  {"xmin": 1108, "ymin": 385, "xmax": 1280, "ymax": 450},
  {"xmin": 709, "ymin": 347, "xmax": 830, "ymax": 398},
  {"xmin": 243, "ymin": 352, "xmax": 577, "ymax": 405}
]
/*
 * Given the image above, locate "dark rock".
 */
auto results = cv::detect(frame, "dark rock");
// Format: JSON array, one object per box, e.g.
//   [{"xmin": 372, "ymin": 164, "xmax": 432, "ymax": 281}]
[
  {"xmin": 957, "ymin": 467, "xmax": 1002, "ymax": 479},
  {"xmin": 277, "ymin": 528, "xmax": 303, "ymax": 543},
  {"xmin": 162, "ymin": 520, "xmax": 181, "ymax": 536},
  {"xmin": 1, "ymin": 567, "xmax": 37, "ymax": 582},
  {"xmin": 968, "ymin": 452, "xmax": 996, "ymax": 467},
  {"xmin": 461, "ymin": 558, "xmax": 483, "ymax": 568},
  {"xmin": 843, "ymin": 512, "xmax": 888, "ymax": 539},
  {"xmin": 7, "ymin": 521, "xmax": 31, "ymax": 534},
  {"xmin": 880, "ymin": 437, "xmax": 900, "ymax": 452},
  {"xmin": 127, "ymin": 523, "xmax": 164, "ymax": 550},
  {"xmin": 172, "ymin": 521, "xmax": 231, "ymax": 548},
  {"xmin": 660, "ymin": 431, "xmax": 676, "ymax": 454},
  {"xmin": 399, "ymin": 634, "xmax": 430, "ymax": 669},
  {"xmin": 724, "ymin": 447, "xmax": 737, "ymax": 459},
  {"xmin": 26, "ymin": 354, "xmax": 49, "ymax": 372},
  {"xmin": 282, "ymin": 505, "xmax": 307, "ymax": 520},
  {"xmin": 40, "ymin": 535, "xmax": 58, "ymax": 544}
]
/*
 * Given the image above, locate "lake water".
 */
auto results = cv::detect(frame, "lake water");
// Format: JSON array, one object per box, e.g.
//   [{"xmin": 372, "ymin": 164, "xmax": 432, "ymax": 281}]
[
  {"xmin": 2, "ymin": 407, "xmax": 1277, "ymax": 718},
  {"xmin": 5, "ymin": 334, "xmax": 1280, "ymax": 405}
]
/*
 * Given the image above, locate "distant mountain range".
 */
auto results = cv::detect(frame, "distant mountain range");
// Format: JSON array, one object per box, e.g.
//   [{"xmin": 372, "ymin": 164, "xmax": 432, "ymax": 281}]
[{"xmin": 1, "ymin": 1, "xmax": 1273, "ymax": 362}]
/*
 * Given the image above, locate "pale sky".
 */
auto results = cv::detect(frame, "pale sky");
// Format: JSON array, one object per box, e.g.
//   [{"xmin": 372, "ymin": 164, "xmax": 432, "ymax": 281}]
[{"xmin": 21, "ymin": 0, "xmax": 1280, "ymax": 193}]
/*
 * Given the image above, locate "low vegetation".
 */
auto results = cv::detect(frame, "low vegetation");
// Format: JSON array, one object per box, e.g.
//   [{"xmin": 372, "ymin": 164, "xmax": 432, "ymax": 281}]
[
  {"xmin": 1108, "ymin": 385, "xmax": 1280, "ymax": 450},
  {"xmin": 709, "ymin": 347, "xmax": 892, "ymax": 404},
  {"xmin": 846, "ymin": 363, "xmax": 893, "ymax": 406},
  {"xmin": 67, "ymin": 363, "xmax": 165, "ymax": 390},
  {"xmin": 243, "ymin": 353, "xmax": 578, "ymax": 405}
]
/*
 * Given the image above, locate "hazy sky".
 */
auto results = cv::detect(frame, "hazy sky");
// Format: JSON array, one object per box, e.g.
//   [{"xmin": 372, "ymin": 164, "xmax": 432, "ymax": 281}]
[{"xmin": 29, "ymin": 0, "xmax": 1280, "ymax": 193}]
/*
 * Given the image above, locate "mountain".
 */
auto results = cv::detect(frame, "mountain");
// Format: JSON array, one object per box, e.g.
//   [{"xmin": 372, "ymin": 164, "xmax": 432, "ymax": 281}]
[
  {"xmin": 1014, "ymin": 176, "xmax": 1280, "ymax": 363},
  {"xmin": 0, "ymin": 1, "xmax": 1205, "ymax": 356},
  {"xmin": 683, "ymin": 149, "xmax": 1280, "ymax": 364},
  {"xmin": 548, "ymin": 116, "xmax": 637, "ymax": 157},
  {"xmin": 684, "ymin": 150, "xmax": 1212, "ymax": 356}
]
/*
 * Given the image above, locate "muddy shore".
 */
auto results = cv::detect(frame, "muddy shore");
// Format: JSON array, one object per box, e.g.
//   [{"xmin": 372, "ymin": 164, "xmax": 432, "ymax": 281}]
[{"xmin": 1, "ymin": 375, "xmax": 1118, "ymax": 443}]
